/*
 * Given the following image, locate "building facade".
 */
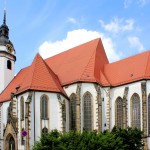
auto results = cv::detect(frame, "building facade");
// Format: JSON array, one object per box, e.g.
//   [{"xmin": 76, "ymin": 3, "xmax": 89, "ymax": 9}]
[{"xmin": 0, "ymin": 11, "xmax": 150, "ymax": 150}]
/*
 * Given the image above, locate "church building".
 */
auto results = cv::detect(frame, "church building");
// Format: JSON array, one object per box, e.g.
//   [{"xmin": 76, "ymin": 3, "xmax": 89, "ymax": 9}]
[{"xmin": 0, "ymin": 10, "xmax": 150, "ymax": 150}]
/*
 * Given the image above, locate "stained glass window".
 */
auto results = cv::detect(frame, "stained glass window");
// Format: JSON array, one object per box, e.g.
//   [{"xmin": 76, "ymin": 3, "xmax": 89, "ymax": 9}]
[
  {"xmin": 41, "ymin": 95, "xmax": 48, "ymax": 119},
  {"xmin": 84, "ymin": 92, "xmax": 92, "ymax": 131},
  {"xmin": 20, "ymin": 97, "xmax": 24, "ymax": 120},
  {"xmin": 131, "ymin": 93, "xmax": 141, "ymax": 129},
  {"xmin": 70, "ymin": 94, "xmax": 76, "ymax": 130},
  {"xmin": 115, "ymin": 97, "xmax": 123, "ymax": 128}
]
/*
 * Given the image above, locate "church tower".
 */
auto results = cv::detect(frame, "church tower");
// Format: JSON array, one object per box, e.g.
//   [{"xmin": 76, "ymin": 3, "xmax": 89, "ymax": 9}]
[{"xmin": 0, "ymin": 10, "xmax": 16, "ymax": 93}]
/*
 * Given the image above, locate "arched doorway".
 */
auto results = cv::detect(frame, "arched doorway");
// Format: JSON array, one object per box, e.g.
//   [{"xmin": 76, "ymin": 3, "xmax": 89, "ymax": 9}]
[
  {"xmin": 9, "ymin": 136, "xmax": 15, "ymax": 150},
  {"xmin": 5, "ymin": 134, "xmax": 16, "ymax": 150}
]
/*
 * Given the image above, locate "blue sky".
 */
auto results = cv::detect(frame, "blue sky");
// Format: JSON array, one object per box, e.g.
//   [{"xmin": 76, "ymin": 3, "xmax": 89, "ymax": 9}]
[{"xmin": 0, "ymin": 0, "xmax": 150, "ymax": 73}]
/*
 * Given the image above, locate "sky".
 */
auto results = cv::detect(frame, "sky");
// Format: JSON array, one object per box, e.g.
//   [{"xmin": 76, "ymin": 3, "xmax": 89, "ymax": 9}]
[{"xmin": 0, "ymin": 0, "xmax": 150, "ymax": 73}]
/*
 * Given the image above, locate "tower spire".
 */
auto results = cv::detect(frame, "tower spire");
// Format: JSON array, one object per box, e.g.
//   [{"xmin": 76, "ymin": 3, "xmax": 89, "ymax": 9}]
[
  {"xmin": 3, "ymin": 0, "xmax": 6, "ymax": 24},
  {"xmin": 3, "ymin": 9, "xmax": 6, "ymax": 25}
]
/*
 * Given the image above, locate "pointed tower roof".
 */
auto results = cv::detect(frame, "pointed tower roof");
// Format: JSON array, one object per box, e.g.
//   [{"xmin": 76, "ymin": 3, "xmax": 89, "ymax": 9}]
[
  {"xmin": 17, "ymin": 54, "xmax": 67, "ymax": 97},
  {"xmin": 0, "ymin": 9, "xmax": 14, "ymax": 49},
  {"xmin": 46, "ymin": 38, "xmax": 110, "ymax": 86}
]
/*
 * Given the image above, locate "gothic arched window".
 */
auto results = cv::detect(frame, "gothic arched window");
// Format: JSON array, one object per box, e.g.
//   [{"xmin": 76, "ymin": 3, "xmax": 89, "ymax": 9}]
[
  {"xmin": 115, "ymin": 97, "xmax": 123, "ymax": 128},
  {"xmin": 7, "ymin": 60, "xmax": 12, "ymax": 70},
  {"xmin": 20, "ymin": 97, "xmax": 24, "ymax": 121},
  {"xmin": 83, "ymin": 92, "xmax": 92, "ymax": 131},
  {"xmin": 148, "ymin": 94, "xmax": 150, "ymax": 135},
  {"xmin": 131, "ymin": 93, "xmax": 141, "ymax": 129},
  {"xmin": 41, "ymin": 95, "xmax": 48, "ymax": 119},
  {"xmin": 70, "ymin": 93, "xmax": 76, "ymax": 130}
]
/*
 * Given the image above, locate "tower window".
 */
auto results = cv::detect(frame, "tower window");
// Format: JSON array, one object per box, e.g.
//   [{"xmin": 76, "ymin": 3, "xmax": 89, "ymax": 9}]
[{"xmin": 7, "ymin": 60, "xmax": 12, "ymax": 70}]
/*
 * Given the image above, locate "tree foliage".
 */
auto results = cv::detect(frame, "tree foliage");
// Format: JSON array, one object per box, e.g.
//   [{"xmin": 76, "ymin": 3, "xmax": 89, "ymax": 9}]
[{"xmin": 32, "ymin": 127, "xmax": 143, "ymax": 150}]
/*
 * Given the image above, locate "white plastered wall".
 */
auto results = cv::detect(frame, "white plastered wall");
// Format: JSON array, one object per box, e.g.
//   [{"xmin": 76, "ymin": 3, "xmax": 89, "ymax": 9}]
[
  {"xmin": 64, "ymin": 83, "xmax": 98, "ymax": 131},
  {"xmin": 0, "ymin": 46, "xmax": 15, "ymax": 94},
  {"xmin": 0, "ymin": 101, "xmax": 10, "ymax": 150},
  {"xmin": 109, "ymin": 81, "xmax": 143, "ymax": 130}
]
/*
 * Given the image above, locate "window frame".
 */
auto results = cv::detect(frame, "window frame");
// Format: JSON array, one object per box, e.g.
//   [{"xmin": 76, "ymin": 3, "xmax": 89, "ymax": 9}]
[
  {"xmin": 70, "ymin": 93, "xmax": 76, "ymax": 130},
  {"xmin": 131, "ymin": 93, "xmax": 141, "ymax": 129},
  {"xmin": 115, "ymin": 97, "xmax": 123, "ymax": 128},
  {"xmin": 83, "ymin": 91, "xmax": 93, "ymax": 131},
  {"xmin": 40, "ymin": 95, "xmax": 49, "ymax": 120},
  {"xmin": 20, "ymin": 96, "xmax": 24, "ymax": 121},
  {"xmin": 7, "ymin": 60, "xmax": 12, "ymax": 70}
]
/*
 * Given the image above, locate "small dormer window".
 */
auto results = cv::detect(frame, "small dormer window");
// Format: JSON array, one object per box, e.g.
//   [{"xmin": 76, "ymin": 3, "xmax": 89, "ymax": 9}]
[{"xmin": 7, "ymin": 60, "xmax": 12, "ymax": 70}]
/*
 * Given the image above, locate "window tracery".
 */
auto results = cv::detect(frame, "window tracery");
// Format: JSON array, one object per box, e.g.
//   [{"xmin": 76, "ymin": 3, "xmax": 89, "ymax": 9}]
[
  {"xmin": 131, "ymin": 93, "xmax": 141, "ymax": 129},
  {"xmin": 83, "ymin": 92, "xmax": 92, "ymax": 131},
  {"xmin": 41, "ymin": 95, "xmax": 48, "ymax": 119},
  {"xmin": 115, "ymin": 97, "xmax": 123, "ymax": 128},
  {"xmin": 70, "ymin": 93, "xmax": 76, "ymax": 130}
]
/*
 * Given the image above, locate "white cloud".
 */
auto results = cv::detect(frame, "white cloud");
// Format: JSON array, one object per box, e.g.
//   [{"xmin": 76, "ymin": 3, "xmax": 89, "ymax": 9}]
[
  {"xmin": 39, "ymin": 29, "xmax": 121, "ymax": 62},
  {"xmin": 124, "ymin": 0, "xmax": 149, "ymax": 8},
  {"xmin": 67, "ymin": 17, "xmax": 77, "ymax": 24},
  {"xmin": 128, "ymin": 36, "xmax": 145, "ymax": 52},
  {"xmin": 99, "ymin": 17, "xmax": 134, "ymax": 33}
]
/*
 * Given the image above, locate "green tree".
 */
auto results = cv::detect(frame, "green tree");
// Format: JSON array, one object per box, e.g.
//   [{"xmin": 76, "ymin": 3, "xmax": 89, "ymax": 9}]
[{"xmin": 32, "ymin": 127, "xmax": 143, "ymax": 150}]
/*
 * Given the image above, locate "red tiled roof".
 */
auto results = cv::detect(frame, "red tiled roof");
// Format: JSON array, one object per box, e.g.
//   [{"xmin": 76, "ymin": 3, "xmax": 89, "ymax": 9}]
[
  {"xmin": 2, "ymin": 38, "xmax": 150, "ymax": 102},
  {"xmin": 17, "ymin": 54, "xmax": 67, "ymax": 96},
  {"xmin": 0, "ymin": 54, "xmax": 67, "ymax": 102},
  {"xmin": 45, "ymin": 38, "xmax": 110, "ymax": 86},
  {"xmin": 104, "ymin": 51, "xmax": 150, "ymax": 86},
  {"xmin": 0, "ymin": 67, "xmax": 29, "ymax": 102}
]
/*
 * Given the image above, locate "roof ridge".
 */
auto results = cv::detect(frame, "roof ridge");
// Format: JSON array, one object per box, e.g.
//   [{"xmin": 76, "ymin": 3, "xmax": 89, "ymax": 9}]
[
  {"xmin": 45, "ymin": 38, "xmax": 100, "ymax": 61},
  {"xmin": 99, "ymin": 70, "xmax": 111, "ymax": 86},
  {"xmin": 80, "ymin": 40, "xmax": 98, "ymax": 80},
  {"xmin": 17, "ymin": 54, "xmax": 67, "ymax": 97},
  {"xmin": 26, "ymin": 54, "xmax": 39, "ymax": 89},
  {"xmin": 109, "ymin": 50, "xmax": 150, "ymax": 65},
  {"xmin": 42, "ymin": 58, "xmax": 67, "ymax": 97}
]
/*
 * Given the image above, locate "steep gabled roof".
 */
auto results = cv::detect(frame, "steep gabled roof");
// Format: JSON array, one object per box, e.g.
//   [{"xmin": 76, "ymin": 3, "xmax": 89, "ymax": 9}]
[
  {"xmin": 17, "ymin": 54, "xmax": 66, "ymax": 96},
  {"xmin": 0, "ymin": 67, "xmax": 29, "ymax": 102},
  {"xmin": 45, "ymin": 38, "xmax": 110, "ymax": 86},
  {"xmin": 104, "ymin": 51, "xmax": 150, "ymax": 86},
  {"xmin": 0, "ymin": 54, "xmax": 67, "ymax": 102}
]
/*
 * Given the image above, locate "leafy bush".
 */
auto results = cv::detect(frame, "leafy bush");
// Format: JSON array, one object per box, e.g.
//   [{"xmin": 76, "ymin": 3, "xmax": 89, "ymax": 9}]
[{"xmin": 32, "ymin": 127, "xmax": 143, "ymax": 150}]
